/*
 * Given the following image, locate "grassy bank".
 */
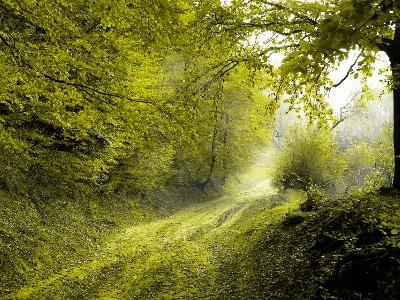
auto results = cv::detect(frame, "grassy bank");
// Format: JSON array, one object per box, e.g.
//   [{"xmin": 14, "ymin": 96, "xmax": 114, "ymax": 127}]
[
  {"xmin": 216, "ymin": 191, "xmax": 400, "ymax": 299},
  {"xmin": 2, "ymin": 153, "xmax": 399, "ymax": 299},
  {"xmin": 0, "ymin": 191, "xmax": 154, "ymax": 297}
]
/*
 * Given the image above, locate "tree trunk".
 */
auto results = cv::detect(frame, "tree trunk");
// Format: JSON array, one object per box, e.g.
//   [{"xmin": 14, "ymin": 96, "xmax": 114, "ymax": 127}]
[
  {"xmin": 221, "ymin": 114, "xmax": 229, "ymax": 184},
  {"xmin": 393, "ymin": 75, "xmax": 400, "ymax": 188},
  {"xmin": 207, "ymin": 99, "xmax": 220, "ymax": 191},
  {"xmin": 390, "ymin": 26, "xmax": 400, "ymax": 188}
]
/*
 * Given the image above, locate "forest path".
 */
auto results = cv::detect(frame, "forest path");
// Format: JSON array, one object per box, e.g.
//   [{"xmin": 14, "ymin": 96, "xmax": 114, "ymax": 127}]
[{"xmin": 9, "ymin": 148, "xmax": 302, "ymax": 299}]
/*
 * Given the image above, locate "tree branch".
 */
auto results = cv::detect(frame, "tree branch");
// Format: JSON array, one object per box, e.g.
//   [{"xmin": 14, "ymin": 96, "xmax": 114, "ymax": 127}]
[
  {"xmin": 332, "ymin": 52, "xmax": 362, "ymax": 88},
  {"xmin": 193, "ymin": 61, "xmax": 239, "ymax": 95},
  {"xmin": 0, "ymin": 32, "xmax": 154, "ymax": 106},
  {"xmin": 41, "ymin": 73, "xmax": 152, "ymax": 105},
  {"xmin": 331, "ymin": 91, "xmax": 360, "ymax": 129}
]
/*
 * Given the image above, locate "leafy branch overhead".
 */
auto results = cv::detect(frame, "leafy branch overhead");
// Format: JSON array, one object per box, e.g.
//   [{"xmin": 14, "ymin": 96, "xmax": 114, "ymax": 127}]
[
  {"xmin": 206, "ymin": 0, "xmax": 400, "ymax": 188},
  {"xmin": 209, "ymin": 1, "xmax": 396, "ymax": 120}
]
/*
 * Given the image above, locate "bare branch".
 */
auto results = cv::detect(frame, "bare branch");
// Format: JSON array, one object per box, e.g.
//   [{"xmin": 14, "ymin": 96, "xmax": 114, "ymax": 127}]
[
  {"xmin": 190, "ymin": 60, "xmax": 236, "ymax": 84},
  {"xmin": 331, "ymin": 91, "xmax": 361, "ymax": 129},
  {"xmin": 332, "ymin": 52, "xmax": 362, "ymax": 88},
  {"xmin": 193, "ymin": 61, "xmax": 239, "ymax": 95}
]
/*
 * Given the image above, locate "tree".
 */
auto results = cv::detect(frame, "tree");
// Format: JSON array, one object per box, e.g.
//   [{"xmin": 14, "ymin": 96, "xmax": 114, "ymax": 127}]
[
  {"xmin": 0, "ymin": 0, "xmax": 187, "ymax": 197},
  {"xmin": 169, "ymin": 55, "xmax": 271, "ymax": 191},
  {"xmin": 214, "ymin": 0, "xmax": 400, "ymax": 187},
  {"xmin": 0, "ymin": 0, "xmax": 271, "ymax": 199}
]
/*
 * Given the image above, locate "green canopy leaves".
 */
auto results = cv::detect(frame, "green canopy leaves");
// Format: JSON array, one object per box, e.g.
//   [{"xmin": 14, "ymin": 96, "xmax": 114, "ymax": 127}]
[{"xmin": 0, "ymin": 0, "xmax": 271, "ymax": 199}]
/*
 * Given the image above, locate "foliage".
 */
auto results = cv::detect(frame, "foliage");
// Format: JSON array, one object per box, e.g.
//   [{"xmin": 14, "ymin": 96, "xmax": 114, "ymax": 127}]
[
  {"xmin": 211, "ymin": 0, "xmax": 400, "ymax": 187},
  {"xmin": 379, "ymin": 209, "xmax": 400, "ymax": 248},
  {"xmin": 0, "ymin": 0, "xmax": 182, "ymax": 197},
  {"xmin": 172, "ymin": 66, "xmax": 271, "ymax": 188},
  {"xmin": 344, "ymin": 141, "xmax": 377, "ymax": 187},
  {"xmin": 217, "ymin": 0, "xmax": 397, "ymax": 121},
  {"xmin": 2, "ymin": 1, "xmax": 400, "ymax": 299},
  {"xmin": 225, "ymin": 191, "xmax": 400, "ymax": 299},
  {"xmin": 273, "ymin": 126, "xmax": 347, "ymax": 191},
  {"xmin": 302, "ymin": 183, "xmax": 327, "ymax": 211},
  {"xmin": 344, "ymin": 123, "xmax": 393, "ymax": 191},
  {"xmin": 0, "ymin": 0, "xmax": 271, "ymax": 199}
]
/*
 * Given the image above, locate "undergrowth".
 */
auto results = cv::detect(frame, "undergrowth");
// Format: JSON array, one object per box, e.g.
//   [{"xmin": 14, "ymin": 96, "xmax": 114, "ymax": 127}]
[
  {"xmin": 214, "ymin": 190, "xmax": 400, "ymax": 299},
  {"xmin": 0, "ymin": 191, "xmax": 154, "ymax": 296},
  {"xmin": 2, "ymin": 185, "xmax": 400, "ymax": 299}
]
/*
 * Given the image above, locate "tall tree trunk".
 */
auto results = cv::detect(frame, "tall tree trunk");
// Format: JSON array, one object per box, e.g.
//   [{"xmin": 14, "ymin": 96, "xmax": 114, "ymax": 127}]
[
  {"xmin": 221, "ymin": 114, "xmax": 229, "ymax": 184},
  {"xmin": 207, "ymin": 99, "xmax": 220, "ymax": 191},
  {"xmin": 389, "ymin": 26, "xmax": 400, "ymax": 188},
  {"xmin": 393, "ymin": 72, "xmax": 400, "ymax": 188}
]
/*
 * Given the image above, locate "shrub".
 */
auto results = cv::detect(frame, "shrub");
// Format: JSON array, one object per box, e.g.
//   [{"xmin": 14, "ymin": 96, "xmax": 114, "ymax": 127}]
[
  {"xmin": 301, "ymin": 183, "xmax": 327, "ymax": 211},
  {"xmin": 344, "ymin": 123, "xmax": 393, "ymax": 192},
  {"xmin": 273, "ymin": 126, "xmax": 347, "ymax": 191},
  {"xmin": 343, "ymin": 141, "xmax": 376, "ymax": 188}
]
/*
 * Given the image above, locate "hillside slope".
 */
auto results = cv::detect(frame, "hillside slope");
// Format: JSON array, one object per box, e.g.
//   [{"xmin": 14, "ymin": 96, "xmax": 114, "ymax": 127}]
[
  {"xmin": 2, "ymin": 149, "xmax": 305, "ymax": 299},
  {"xmin": 3, "ymin": 148, "xmax": 399, "ymax": 299}
]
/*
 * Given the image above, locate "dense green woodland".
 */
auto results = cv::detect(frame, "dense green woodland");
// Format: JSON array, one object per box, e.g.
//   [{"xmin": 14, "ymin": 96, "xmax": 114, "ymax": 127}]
[
  {"xmin": 1, "ymin": 0, "xmax": 400, "ymax": 299},
  {"xmin": 0, "ymin": 0, "xmax": 271, "ymax": 199}
]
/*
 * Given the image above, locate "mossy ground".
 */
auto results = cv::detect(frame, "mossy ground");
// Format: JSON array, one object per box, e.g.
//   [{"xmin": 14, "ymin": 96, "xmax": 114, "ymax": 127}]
[
  {"xmin": 0, "ymin": 192, "xmax": 154, "ymax": 298},
  {"xmin": 2, "ymin": 147, "xmax": 398, "ymax": 299},
  {"xmin": 2, "ymin": 148, "xmax": 306, "ymax": 299}
]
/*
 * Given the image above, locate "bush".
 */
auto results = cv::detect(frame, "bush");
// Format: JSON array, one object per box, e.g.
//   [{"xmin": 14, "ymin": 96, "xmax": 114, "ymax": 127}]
[
  {"xmin": 273, "ymin": 126, "xmax": 347, "ymax": 191},
  {"xmin": 344, "ymin": 141, "xmax": 376, "ymax": 188},
  {"xmin": 301, "ymin": 183, "xmax": 327, "ymax": 211},
  {"xmin": 344, "ymin": 123, "xmax": 393, "ymax": 192}
]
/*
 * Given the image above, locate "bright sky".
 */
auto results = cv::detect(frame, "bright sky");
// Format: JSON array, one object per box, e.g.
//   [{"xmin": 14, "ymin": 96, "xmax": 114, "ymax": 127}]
[
  {"xmin": 258, "ymin": 37, "xmax": 391, "ymax": 115},
  {"xmin": 328, "ymin": 52, "xmax": 390, "ymax": 114},
  {"xmin": 221, "ymin": 0, "xmax": 392, "ymax": 116}
]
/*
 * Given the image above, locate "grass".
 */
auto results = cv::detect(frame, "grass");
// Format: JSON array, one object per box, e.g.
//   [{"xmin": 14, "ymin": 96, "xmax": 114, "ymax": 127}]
[
  {"xmin": 5, "ymin": 147, "xmax": 397, "ymax": 299},
  {"xmin": 1, "ymin": 148, "xmax": 308, "ymax": 299},
  {"xmin": 0, "ymin": 192, "xmax": 154, "ymax": 298},
  {"xmin": 7, "ymin": 191, "xmax": 303, "ymax": 299}
]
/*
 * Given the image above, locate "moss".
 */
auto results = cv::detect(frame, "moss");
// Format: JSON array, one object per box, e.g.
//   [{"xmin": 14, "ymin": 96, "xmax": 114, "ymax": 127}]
[
  {"xmin": 1, "ymin": 177, "xmax": 299, "ymax": 299},
  {"xmin": 0, "ymin": 191, "xmax": 154, "ymax": 297},
  {"xmin": 4, "ymin": 175, "xmax": 398, "ymax": 300}
]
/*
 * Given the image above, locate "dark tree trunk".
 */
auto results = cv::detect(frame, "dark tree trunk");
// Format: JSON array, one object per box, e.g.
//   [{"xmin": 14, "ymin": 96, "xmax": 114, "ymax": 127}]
[
  {"xmin": 393, "ymin": 70, "xmax": 400, "ymax": 188},
  {"xmin": 389, "ymin": 26, "xmax": 400, "ymax": 188}
]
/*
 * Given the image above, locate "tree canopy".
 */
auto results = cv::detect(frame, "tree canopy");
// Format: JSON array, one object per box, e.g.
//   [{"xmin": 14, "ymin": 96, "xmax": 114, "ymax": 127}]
[
  {"xmin": 0, "ymin": 0, "xmax": 271, "ymax": 199},
  {"xmin": 1, "ymin": 0, "xmax": 400, "ymax": 198},
  {"xmin": 211, "ymin": 0, "xmax": 399, "ymax": 186}
]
